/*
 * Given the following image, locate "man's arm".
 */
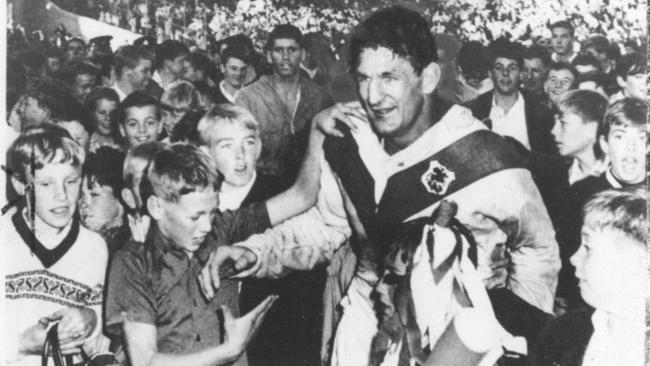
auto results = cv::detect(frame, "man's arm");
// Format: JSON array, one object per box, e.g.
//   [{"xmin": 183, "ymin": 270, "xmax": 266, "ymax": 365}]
[{"xmin": 122, "ymin": 296, "xmax": 277, "ymax": 366}]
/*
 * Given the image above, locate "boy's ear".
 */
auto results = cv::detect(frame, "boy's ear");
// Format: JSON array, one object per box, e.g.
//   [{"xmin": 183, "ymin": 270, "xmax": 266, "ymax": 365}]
[
  {"xmin": 119, "ymin": 124, "xmax": 126, "ymax": 138},
  {"xmin": 11, "ymin": 176, "xmax": 26, "ymax": 196},
  {"xmin": 147, "ymin": 195, "xmax": 163, "ymax": 220},
  {"xmin": 421, "ymin": 62, "xmax": 441, "ymax": 95},
  {"xmin": 255, "ymin": 137, "xmax": 263, "ymax": 160},
  {"xmin": 220, "ymin": 63, "xmax": 225, "ymax": 74},
  {"xmin": 599, "ymin": 135, "xmax": 610, "ymax": 156},
  {"xmin": 616, "ymin": 76, "xmax": 626, "ymax": 89},
  {"xmin": 121, "ymin": 188, "xmax": 137, "ymax": 210}
]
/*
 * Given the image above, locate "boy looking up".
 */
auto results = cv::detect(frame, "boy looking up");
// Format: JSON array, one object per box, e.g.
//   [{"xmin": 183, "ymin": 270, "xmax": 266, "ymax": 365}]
[
  {"xmin": 105, "ymin": 143, "xmax": 277, "ymax": 366},
  {"xmin": 4, "ymin": 125, "xmax": 109, "ymax": 365},
  {"xmin": 534, "ymin": 190, "xmax": 646, "ymax": 366},
  {"xmin": 117, "ymin": 91, "xmax": 163, "ymax": 149}
]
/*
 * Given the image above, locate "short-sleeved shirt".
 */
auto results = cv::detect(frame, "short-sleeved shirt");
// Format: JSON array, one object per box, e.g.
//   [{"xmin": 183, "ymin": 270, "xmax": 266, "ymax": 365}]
[{"xmin": 105, "ymin": 202, "xmax": 270, "ymax": 361}]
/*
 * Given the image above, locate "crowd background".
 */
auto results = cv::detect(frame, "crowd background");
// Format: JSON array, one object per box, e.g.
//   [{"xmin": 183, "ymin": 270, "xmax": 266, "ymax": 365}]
[{"xmin": 46, "ymin": 0, "xmax": 646, "ymax": 52}]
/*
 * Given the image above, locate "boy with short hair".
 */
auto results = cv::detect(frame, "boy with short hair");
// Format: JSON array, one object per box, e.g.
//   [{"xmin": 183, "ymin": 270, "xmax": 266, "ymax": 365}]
[
  {"xmin": 611, "ymin": 52, "xmax": 646, "ymax": 101},
  {"xmin": 117, "ymin": 91, "xmax": 163, "ymax": 149},
  {"xmin": 533, "ymin": 190, "xmax": 646, "ymax": 366},
  {"xmin": 3, "ymin": 125, "xmax": 110, "ymax": 365},
  {"xmin": 551, "ymin": 89, "xmax": 609, "ymax": 186},
  {"xmin": 105, "ymin": 143, "xmax": 277, "ymax": 366}
]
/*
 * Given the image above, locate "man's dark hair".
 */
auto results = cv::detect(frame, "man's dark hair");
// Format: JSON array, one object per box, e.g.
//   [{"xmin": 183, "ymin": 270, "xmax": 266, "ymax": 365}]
[
  {"xmin": 185, "ymin": 51, "xmax": 212, "ymax": 75},
  {"xmin": 523, "ymin": 45, "xmax": 551, "ymax": 68},
  {"xmin": 155, "ymin": 40, "xmax": 189, "ymax": 70},
  {"xmin": 572, "ymin": 53, "xmax": 602, "ymax": 72},
  {"xmin": 26, "ymin": 78, "xmax": 76, "ymax": 121},
  {"xmin": 117, "ymin": 91, "xmax": 160, "ymax": 125},
  {"xmin": 549, "ymin": 20, "xmax": 575, "ymax": 37},
  {"xmin": 83, "ymin": 146, "xmax": 126, "ymax": 197},
  {"xmin": 487, "ymin": 38, "xmax": 524, "ymax": 68},
  {"xmin": 615, "ymin": 52, "xmax": 646, "ymax": 79},
  {"xmin": 114, "ymin": 45, "xmax": 154, "ymax": 78},
  {"xmin": 58, "ymin": 59, "xmax": 101, "ymax": 84},
  {"xmin": 457, "ymin": 41, "xmax": 490, "ymax": 80},
  {"xmin": 265, "ymin": 24, "xmax": 304, "ymax": 51},
  {"xmin": 348, "ymin": 5, "xmax": 437, "ymax": 75},
  {"xmin": 221, "ymin": 43, "xmax": 252, "ymax": 65},
  {"xmin": 65, "ymin": 37, "xmax": 86, "ymax": 51}
]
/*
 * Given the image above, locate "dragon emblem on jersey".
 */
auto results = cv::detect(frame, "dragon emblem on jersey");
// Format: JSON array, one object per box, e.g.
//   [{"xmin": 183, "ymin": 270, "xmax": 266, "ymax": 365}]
[{"xmin": 421, "ymin": 160, "xmax": 455, "ymax": 195}]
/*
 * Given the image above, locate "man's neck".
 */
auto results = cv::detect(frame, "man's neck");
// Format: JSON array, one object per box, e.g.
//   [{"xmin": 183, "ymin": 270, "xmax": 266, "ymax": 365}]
[
  {"xmin": 494, "ymin": 90, "xmax": 519, "ymax": 114},
  {"xmin": 271, "ymin": 72, "xmax": 300, "ymax": 88},
  {"xmin": 554, "ymin": 50, "xmax": 575, "ymax": 63},
  {"xmin": 574, "ymin": 150, "xmax": 598, "ymax": 171},
  {"xmin": 116, "ymin": 79, "xmax": 136, "ymax": 95},
  {"xmin": 221, "ymin": 81, "xmax": 241, "ymax": 97}
]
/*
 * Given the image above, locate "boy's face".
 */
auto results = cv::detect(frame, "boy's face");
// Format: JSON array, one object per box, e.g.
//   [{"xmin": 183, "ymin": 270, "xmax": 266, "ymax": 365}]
[
  {"xmin": 551, "ymin": 109, "xmax": 597, "ymax": 158},
  {"xmin": 58, "ymin": 120, "xmax": 90, "ymax": 149},
  {"xmin": 80, "ymin": 177, "xmax": 123, "ymax": 232},
  {"xmin": 221, "ymin": 57, "xmax": 248, "ymax": 89},
  {"xmin": 490, "ymin": 57, "xmax": 520, "ymax": 96},
  {"xmin": 205, "ymin": 122, "xmax": 260, "ymax": 187},
  {"xmin": 152, "ymin": 189, "xmax": 218, "ymax": 254},
  {"xmin": 93, "ymin": 98, "xmax": 118, "ymax": 136},
  {"xmin": 126, "ymin": 58, "xmax": 153, "ymax": 90},
  {"xmin": 571, "ymin": 227, "xmax": 645, "ymax": 312},
  {"xmin": 73, "ymin": 73, "xmax": 96, "ymax": 102},
  {"xmin": 119, "ymin": 105, "xmax": 162, "ymax": 147},
  {"xmin": 600, "ymin": 125, "xmax": 647, "ymax": 184},
  {"xmin": 30, "ymin": 162, "xmax": 82, "ymax": 229},
  {"xmin": 21, "ymin": 96, "xmax": 49, "ymax": 127},
  {"xmin": 160, "ymin": 105, "xmax": 187, "ymax": 136},
  {"xmin": 550, "ymin": 27, "xmax": 573, "ymax": 55},
  {"xmin": 622, "ymin": 73, "xmax": 646, "ymax": 100},
  {"xmin": 544, "ymin": 69, "xmax": 575, "ymax": 105}
]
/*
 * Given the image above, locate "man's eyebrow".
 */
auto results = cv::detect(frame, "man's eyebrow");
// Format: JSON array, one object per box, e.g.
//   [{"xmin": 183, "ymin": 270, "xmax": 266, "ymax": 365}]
[{"xmin": 215, "ymin": 137, "xmax": 235, "ymax": 143}]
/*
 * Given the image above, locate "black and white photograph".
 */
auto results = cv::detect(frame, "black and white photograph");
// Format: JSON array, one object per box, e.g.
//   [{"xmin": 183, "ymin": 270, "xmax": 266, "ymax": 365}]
[{"xmin": 0, "ymin": 0, "xmax": 647, "ymax": 365}]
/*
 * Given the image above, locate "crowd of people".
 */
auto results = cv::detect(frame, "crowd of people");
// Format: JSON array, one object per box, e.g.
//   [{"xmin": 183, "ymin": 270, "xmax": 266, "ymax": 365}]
[{"xmin": 3, "ymin": 2, "xmax": 648, "ymax": 366}]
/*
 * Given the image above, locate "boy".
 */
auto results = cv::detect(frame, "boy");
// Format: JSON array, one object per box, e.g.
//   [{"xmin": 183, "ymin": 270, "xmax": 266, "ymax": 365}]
[
  {"xmin": 105, "ymin": 143, "xmax": 276, "ymax": 366},
  {"xmin": 117, "ymin": 91, "xmax": 163, "ymax": 149},
  {"xmin": 611, "ymin": 51, "xmax": 646, "ymax": 102},
  {"xmin": 3, "ymin": 125, "xmax": 110, "ymax": 365},
  {"xmin": 197, "ymin": 104, "xmax": 324, "ymax": 365},
  {"xmin": 533, "ymin": 190, "xmax": 646, "ymax": 366},
  {"xmin": 543, "ymin": 62, "xmax": 578, "ymax": 107},
  {"xmin": 79, "ymin": 147, "xmax": 130, "ymax": 255},
  {"xmin": 551, "ymin": 89, "xmax": 609, "ymax": 186}
]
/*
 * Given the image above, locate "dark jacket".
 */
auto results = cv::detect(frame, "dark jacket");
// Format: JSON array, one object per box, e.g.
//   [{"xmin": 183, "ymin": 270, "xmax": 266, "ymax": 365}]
[
  {"xmin": 531, "ymin": 307, "xmax": 595, "ymax": 366},
  {"xmin": 464, "ymin": 90, "xmax": 557, "ymax": 156}
]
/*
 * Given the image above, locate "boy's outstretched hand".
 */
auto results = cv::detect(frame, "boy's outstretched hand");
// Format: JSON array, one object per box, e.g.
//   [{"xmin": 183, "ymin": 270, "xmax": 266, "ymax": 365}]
[
  {"xmin": 199, "ymin": 246, "xmax": 257, "ymax": 299},
  {"xmin": 221, "ymin": 295, "xmax": 278, "ymax": 361}
]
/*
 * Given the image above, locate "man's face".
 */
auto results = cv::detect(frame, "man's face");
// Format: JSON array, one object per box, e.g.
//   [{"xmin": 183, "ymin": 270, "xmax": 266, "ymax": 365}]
[
  {"xmin": 58, "ymin": 120, "xmax": 90, "ymax": 149},
  {"xmin": 80, "ymin": 177, "xmax": 124, "ymax": 232},
  {"xmin": 30, "ymin": 162, "xmax": 82, "ymax": 229},
  {"xmin": 521, "ymin": 58, "xmax": 547, "ymax": 94},
  {"xmin": 268, "ymin": 38, "xmax": 302, "ymax": 78},
  {"xmin": 221, "ymin": 57, "xmax": 248, "ymax": 89},
  {"xmin": 544, "ymin": 69, "xmax": 575, "ymax": 105},
  {"xmin": 126, "ymin": 58, "xmax": 153, "ymax": 90},
  {"xmin": 622, "ymin": 73, "xmax": 646, "ymax": 100},
  {"xmin": 600, "ymin": 125, "xmax": 646, "ymax": 184},
  {"xmin": 21, "ymin": 96, "xmax": 49, "ymax": 127},
  {"xmin": 571, "ymin": 227, "xmax": 645, "ymax": 312},
  {"xmin": 67, "ymin": 40, "xmax": 87, "ymax": 59},
  {"xmin": 93, "ymin": 98, "xmax": 118, "ymax": 136},
  {"xmin": 355, "ymin": 46, "xmax": 425, "ymax": 139},
  {"xmin": 551, "ymin": 109, "xmax": 597, "ymax": 158},
  {"xmin": 74, "ymin": 73, "xmax": 96, "ymax": 102},
  {"xmin": 550, "ymin": 27, "xmax": 573, "ymax": 55},
  {"xmin": 183, "ymin": 61, "xmax": 203, "ymax": 83},
  {"xmin": 205, "ymin": 122, "xmax": 260, "ymax": 187},
  {"xmin": 154, "ymin": 189, "xmax": 218, "ymax": 254},
  {"xmin": 166, "ymin": 54, "xmax": 187, "ymax": 79},
  {"xmin": 490, "ymin": 57, "xmax": 520, "ymax": 96},
  {"xmin": 46, "ymin": 57, "xmax": 62, "ymax": 74},
  {"xmin": 119, "ymin": 105, "xmax": 162, "ymax": 147}
]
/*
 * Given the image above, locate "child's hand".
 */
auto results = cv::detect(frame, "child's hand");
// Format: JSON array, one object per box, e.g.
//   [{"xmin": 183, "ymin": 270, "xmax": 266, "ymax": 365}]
[
  {"xmin": 128, "ymin": 213, "xmax": 151, "ymax": 242},
  {"xmin": 312, "ymin": 101, "xmax": 367, "ymax": 137},
  {"xmin": 221, "ymin": 295, "xmax": 278, "ymax": 360},
  {"xmin": 199, "ymin": 246, "xmax": 257, "ymax": 299}
]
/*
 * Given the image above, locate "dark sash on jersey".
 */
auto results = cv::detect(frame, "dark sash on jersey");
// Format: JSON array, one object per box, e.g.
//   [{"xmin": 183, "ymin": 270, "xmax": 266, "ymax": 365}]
[{"xmin": 323, "ymin": 127, "xmax": 526, "ymax": 247}]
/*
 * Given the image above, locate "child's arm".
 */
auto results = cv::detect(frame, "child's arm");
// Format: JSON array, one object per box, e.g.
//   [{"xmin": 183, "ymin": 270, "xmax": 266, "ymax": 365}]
[{"xmin": 122, "ymin": 296, "xmax": 277, "ymax": 366}]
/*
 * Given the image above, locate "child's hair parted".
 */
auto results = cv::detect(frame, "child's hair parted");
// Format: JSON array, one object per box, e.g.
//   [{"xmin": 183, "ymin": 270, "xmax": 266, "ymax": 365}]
[
  {"xmin": 146, "ymin": 143, "xmax": 222, "ymax": 203},
  {"xmin": 197, "ymin": 104, "xmax": 260, "ymax": 146},
  {"xmin": 582, "ymin": 189, "xmax": 647, "ymax": 245},
  {"xmin": 8, "ymin": 124, "xmax": 85, "ymax": 183}
]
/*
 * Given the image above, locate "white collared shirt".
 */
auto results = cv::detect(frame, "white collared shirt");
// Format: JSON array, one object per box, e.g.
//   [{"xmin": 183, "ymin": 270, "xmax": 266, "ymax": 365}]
[
  {"xmin": 219, "ymin": 80, "xmax": 239, "ymax": 104},
  {"xmin": 489, "ymin": 92, "xmax": 530, "ymax": 149},
  {"xmin": 551, "ymin": 51, "xmax": 578, "ymax": 64},
  {"xmin": 218, "ymin": 173, "xmax": 256, "ymax": 211},
  {"xmin": 568, "ymin": 157, "xmax": 609, "ymax": 186},
  {"xmin": 582, "ymin": 310, "xmax": 644, "ymax": 366},
  {"xmin": 111, "ymin": 83, "xmax": 128, "ymax": 101}
]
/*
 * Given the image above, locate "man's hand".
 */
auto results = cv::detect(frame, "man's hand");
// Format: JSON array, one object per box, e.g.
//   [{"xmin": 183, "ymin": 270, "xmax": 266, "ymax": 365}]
[
  {"xmin": 221, "ymin": 295, "xmax": 278, "ymax": 360},
  {"xmin": 199, "ymin": 246, "xmax": 257, "ymax": 299},
  {"xmin": 312, "ymin": 101, "xmax": 367, "ymax": 137},
  {"xmin": 44, "ymin": 307, "xmax": 97, "ymax": 353}
]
